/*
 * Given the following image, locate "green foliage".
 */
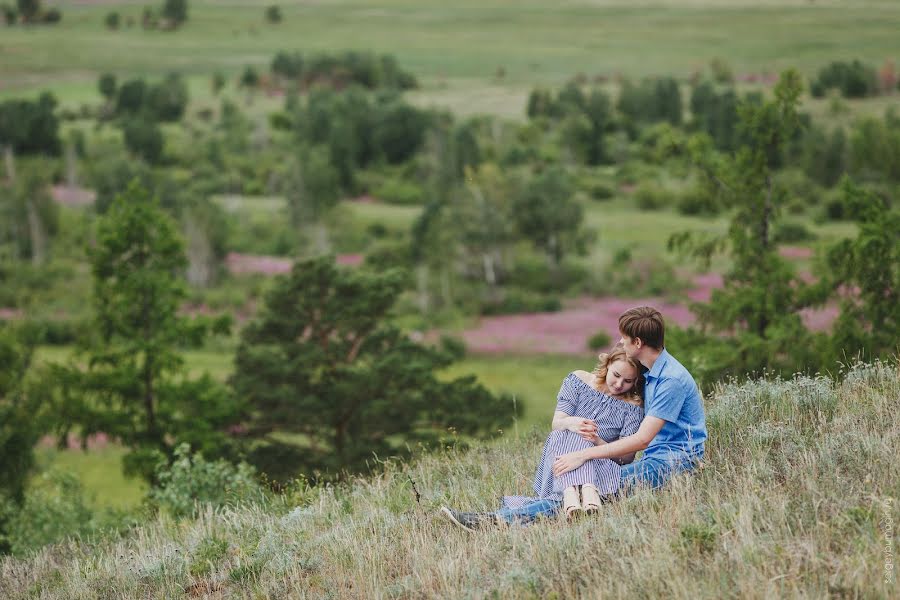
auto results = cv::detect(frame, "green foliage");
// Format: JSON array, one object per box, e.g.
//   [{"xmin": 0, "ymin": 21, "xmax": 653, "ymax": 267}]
[
  {"xmin": 284, "ymin": 147, "xmax": 340, "ymax": 228},
  {"xmin": 87, "ymin": 151, "xmax": 156, "ymax": 213},
  {"xmin": 618, "ymin": 77, "xmax": 683, "ymax": 129},
  {"xmin": 512, "ymin": 166, "xmax": 588, "ymax": 266},
  {"xmin": 15, "ymin": 0, "xmax": 38, "ymax": 22},
  {"xmin": 479, "ymin": 288, "xmax": 561, "ymax": 315},
  {"xmin": 373, "ymin": 177, "xmax": 424, "ymax": 205},
  {"xmin": 231, "ymin": 256, "xmax": 517, "ymax": 479},
  {"xmin": 811, "ymin": 60, "xmax": 878, "ymax": 99},
  {"xmin": 849, "ymin": 111, "xmax": 900, "ymax": 183},
  {"xmin": 211, "ymin": 71, "xmax": 226, "ymax": 95},
  {"xmin": 689, "ymin": 81, "xmax": 739, "ymax": 151},
  {"xmin": 773, "ymin": 221, "xmax": 816, "ymax": 243},
  {"xmin": 1, "ymin": 4, "xmax": 18, "ymax": 25},
  {"xmin": 104, "ymin": 11, "xmax": 120, "ymax": 30},
  {"xmin": 59, "ymin": 182, "xmax": 240, "ymax": 482},
  {"xmin": 0, "ymin": 92, "xmax": 61, "ymax": 156},
  {"xmin": 587, "ymin": 330, "xmax": 612, "ymax": 351},
  {"xmin": 669, "ymin": 70, "xmax": 821, "ymax": 379},
  {"xmin": 161, "ymin": 0, "xmax": 187, "ymax": 27},
  {"xmin": 0, "ymin": 329, "xmax": 42, "ymax": 507},
  {"xmin": 603, "ymin": 251, "xmax": 688, "ymax": 298},
  {"xmin": 676, "ymin": 183, "xmax": 721, "ymax": 216},
  {"xmin": 0, "ymin": 470, "xmax": 129, "ymax": 556},
  {"xmin": 372, "ymin": 99, "xmax": 429, "ymax": 164},
  {"xmin": 633, "ymin": 181, "xmax": 668, "ymax": 210},
  {"xmin": 123, "ymin": 118, "xmax": 164, "ymax": 164},
  {"xmin": 115, "ymin": 78, "xmax": 146, "ymax": 114},
  {"xmin": 525, "ymin": 87, "xmax": 556, "ymax": 119},
  {"xmin": 239, "ymin": 66, "xmax": 259, "ymax": 90},
  {"xmin": 41, "ymin": 6, "xmax": 59, "ymax": 23},
  {"xmin": 818, "ymin": 178, "xmax": 900, "ymax": 365},
  {"xmin": 264, "ymin": 5, "xmax": 281, "ymax": 24},
  {"xmin": 149, "ymin": 444, "xmax": 262, "ymax": 519},
  {"xmin": 0, "ymin": 165, "xmax": 59, "ymax": 262},
  {"xmin": 145, "ymin": 73, "xmax": 189, "ymax": 122},
  {"xmin": 800, "ymin": 125, "xmax": 846, "ymax": 188},
  {"xmin": 97, "ymin": 73, "xmax": 117, "ymax": 101},
  {"xmin": 271, "ymin": 50, "xmax": 416, "ymax": 90}
]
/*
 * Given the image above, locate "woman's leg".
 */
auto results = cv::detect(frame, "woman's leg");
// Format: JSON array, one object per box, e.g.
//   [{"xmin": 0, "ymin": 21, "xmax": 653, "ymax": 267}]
[{"xmin": 550, "ymin": 431, "xmax": 597, "ymax": 493}]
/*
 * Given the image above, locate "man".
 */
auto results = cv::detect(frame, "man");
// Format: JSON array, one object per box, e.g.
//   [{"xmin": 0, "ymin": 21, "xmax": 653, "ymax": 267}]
[{"xmin": 440, "ymin": 306, "xmax": 707, "ymax": 531}]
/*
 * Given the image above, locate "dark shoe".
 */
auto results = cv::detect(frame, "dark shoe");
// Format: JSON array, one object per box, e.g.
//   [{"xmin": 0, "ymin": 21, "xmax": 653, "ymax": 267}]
[{"xmin": 439, "ymin": 506, "xmax": 502, "ymax": 532}]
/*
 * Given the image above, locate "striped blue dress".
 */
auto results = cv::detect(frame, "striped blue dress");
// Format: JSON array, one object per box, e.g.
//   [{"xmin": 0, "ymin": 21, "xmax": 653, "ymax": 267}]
[{"xmin": 502, "ymin": 372, "xmax": 644, "ymax": 509}]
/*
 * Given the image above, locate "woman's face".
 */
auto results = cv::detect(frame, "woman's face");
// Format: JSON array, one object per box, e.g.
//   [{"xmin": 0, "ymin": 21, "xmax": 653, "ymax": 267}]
[{"xmin": 605, "ymin": 359, "xmax": 637, "ymax": 396}]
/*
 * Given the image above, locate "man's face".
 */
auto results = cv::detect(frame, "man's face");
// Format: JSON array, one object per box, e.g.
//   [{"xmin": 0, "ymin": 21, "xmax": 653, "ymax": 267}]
[{"xmin": 619, "ymin": 333, "xmax": 640, "ymax": 359}]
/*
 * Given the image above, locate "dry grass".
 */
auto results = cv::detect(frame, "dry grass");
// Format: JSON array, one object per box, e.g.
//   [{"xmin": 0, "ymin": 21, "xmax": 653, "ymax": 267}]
[{"xmin": 2, "ymin": 362, "xmax": 898, "ymax": 598}]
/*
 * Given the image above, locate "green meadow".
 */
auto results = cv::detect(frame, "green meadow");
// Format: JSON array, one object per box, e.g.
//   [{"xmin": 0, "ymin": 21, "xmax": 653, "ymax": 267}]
[{"xmin": 4, "ymin": 0, "xmax": 900, "ymax": 119}]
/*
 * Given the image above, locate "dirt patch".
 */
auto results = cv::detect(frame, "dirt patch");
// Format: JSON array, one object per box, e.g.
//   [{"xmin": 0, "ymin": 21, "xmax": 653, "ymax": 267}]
[
  {"xmin": 0, "ymin": 307, "xmax": 24, "ymax": 320},
  {"xmin": 225, "ymin": 252, "xmax": 292, "ymax": 276},
  {"xmin": 225, "ymin": 252, "xmax": 363, "ymax": 275},
  {"xmin": 51, "ymin": 185, "xmax": 96, "ymax": 207},
  {"xmin": 779, "ymin": 245, "xmax": 813, "ymax": 260},
  {"xmin": 38, "ymin": 432, "xmax": 110, "ymax": 450}
]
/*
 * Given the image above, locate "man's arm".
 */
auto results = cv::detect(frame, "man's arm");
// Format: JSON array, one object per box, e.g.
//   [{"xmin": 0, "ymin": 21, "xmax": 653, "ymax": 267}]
[{"xmin": 552, "ymin": 416, "xmax": 666, "ymax": 476}]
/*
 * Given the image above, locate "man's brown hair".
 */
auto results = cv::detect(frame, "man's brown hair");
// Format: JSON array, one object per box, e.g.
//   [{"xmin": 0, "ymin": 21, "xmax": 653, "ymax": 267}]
[{"xmin": 618, "ymin": 306, "xmax": 665, "ymax": 350}]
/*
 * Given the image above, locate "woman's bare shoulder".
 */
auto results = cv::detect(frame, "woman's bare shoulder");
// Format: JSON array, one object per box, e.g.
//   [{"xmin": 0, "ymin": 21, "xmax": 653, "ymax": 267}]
[{"xmin": 571, "ymin": 370, "xmax": 596, "ymax": 386}]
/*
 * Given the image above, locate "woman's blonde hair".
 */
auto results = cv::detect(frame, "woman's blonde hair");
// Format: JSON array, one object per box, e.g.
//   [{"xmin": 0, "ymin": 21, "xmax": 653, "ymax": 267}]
[{"xmin": 591, "ymin": 346, "xmax": 644, "ymax": 404}]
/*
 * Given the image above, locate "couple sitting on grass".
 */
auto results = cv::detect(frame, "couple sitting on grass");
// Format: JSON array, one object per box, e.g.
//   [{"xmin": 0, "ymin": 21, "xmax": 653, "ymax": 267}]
[{"xmin": 440, "ymin": 305, "xmax": 707, "ymax": 531}]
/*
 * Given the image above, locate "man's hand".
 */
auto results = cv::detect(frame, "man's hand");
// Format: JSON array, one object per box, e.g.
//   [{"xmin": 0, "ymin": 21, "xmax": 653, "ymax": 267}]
[{"xmin": 553, "ymin": 451, "xmax": 587, "ymax": 476}]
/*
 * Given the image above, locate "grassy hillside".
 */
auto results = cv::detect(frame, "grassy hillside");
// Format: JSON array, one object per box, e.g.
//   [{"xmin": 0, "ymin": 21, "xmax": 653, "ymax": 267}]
[{"xmin": 3, "ymin": 361, "xmax": 896, "ymax": 598}]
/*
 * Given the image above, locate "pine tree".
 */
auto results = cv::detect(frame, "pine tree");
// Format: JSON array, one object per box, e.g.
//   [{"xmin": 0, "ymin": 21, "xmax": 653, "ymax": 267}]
[
  {"xmin": 62, "ymin": 181, "xmax": 238, "ymax": 481},
  {"xmin": 667, "ymin": 70, "xmax": 821, "ymax": 381},
  {"xmin": 818, "ymin": 178, "xmax": 900, "ymax": 365},
  {"xmin": 231, "ymin": 257, "xmax": 516, "ymax": 481}
]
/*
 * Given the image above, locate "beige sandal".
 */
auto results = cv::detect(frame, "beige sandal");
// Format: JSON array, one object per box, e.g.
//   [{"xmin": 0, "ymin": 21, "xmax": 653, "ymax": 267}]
[
  {"xmin": 563, "ymin": 486, "xmax": 582, "ymax": 521},
  {"xmin": 581, "ymin": 484, "xmax": 601, "ymax": 513}
]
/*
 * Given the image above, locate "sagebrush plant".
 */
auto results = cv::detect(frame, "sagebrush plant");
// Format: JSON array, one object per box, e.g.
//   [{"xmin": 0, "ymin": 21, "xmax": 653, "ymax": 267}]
[
  {"xmin": 148, "ymin": 443, "xmax": 265, "ymax": 519},
  {"xmin": 1, "ymin": 362, "xmax": 898, "ymax": 598}
]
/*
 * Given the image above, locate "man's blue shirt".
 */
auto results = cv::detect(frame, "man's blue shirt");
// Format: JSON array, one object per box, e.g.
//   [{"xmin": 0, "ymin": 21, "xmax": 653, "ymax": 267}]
[{"xmin": 642, "ymin": 349, "xmax": 707, "ymax": 461}]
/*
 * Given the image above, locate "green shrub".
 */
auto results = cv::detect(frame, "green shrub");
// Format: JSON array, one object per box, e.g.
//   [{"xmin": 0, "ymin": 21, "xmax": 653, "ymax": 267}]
[
  {"xmin": 18, "ymin": 318, "xmax": 80, "ymax": 345},
  {"xmin": 774, "ymin": 222, "xmax": 816, "ymax": 243},
  {"xmin": 634, "ymin": 182, "xmax": 667, "ymax": 211},
  {"xmin": 373, "ymin": 178, "xmax": 424, "ymax": 205},
  {"xmin": 104, "ymin": 11, "xmax": 120, "ymax": 29},
  {"xmin": 1, "ymin": 470, "xmax": 134, "ymax": 557},
  {"xmin": 480, "ymin": 289, "xmax": 561, "ymax": 316},
  {"xmin": 123, "ymin": 118, "xmax": 164, "ymax": 164},
  {"xmin": 264, "ymin": 5, "xmax": 282, "ymax": 24},
  {"xmin": 149, "ymin": 444, "xmax": 264, "ymax": 519},
  {"xmin": 589, "ymin": 183, "xmax": 615, "ymax": 200},
  {"xmin": 190, "ymin": 535, "xmax": 230, "ymax": 576},
  {"xmin": 812, "ymin": 60, "xmax": 878, "ymax": 99},
  {"xmin": 676, "ymin": 186, "xmax": 720, "ymax": 216},
  {"xmin": 587, "ymin": 331, "xmax": 612, "ymax": 351}
]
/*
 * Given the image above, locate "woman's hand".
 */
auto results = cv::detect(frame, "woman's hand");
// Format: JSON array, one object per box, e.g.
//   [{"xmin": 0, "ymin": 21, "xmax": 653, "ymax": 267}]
[
  {"xmin": 553, "ymin": 451, "xmax": 587, "ymax": 476},
  {"xmin": 567, "ymin": 418, "xmax": 597, "ymax": 440}
]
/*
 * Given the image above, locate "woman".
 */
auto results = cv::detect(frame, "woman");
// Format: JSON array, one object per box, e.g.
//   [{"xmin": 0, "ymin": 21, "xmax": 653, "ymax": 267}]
[{"xmin": 440, "ymin": 347, "xmax": 644, "ymax": 531}]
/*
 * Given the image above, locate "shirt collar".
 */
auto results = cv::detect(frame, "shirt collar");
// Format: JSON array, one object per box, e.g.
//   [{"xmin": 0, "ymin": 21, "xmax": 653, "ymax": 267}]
[{"xmin": 646, "ymin": 348, "xmax": 669, "ymax": 380}]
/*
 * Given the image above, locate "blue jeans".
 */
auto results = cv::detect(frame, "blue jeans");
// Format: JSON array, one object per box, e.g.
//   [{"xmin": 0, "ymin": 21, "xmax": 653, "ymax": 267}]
[
  {"xmin": 619, "ymin": 453, "xmax": 701, "ymax": 491},
  {"xmin": 495, "ymin": 499, "xmax": 560, "ymax": 524}
]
